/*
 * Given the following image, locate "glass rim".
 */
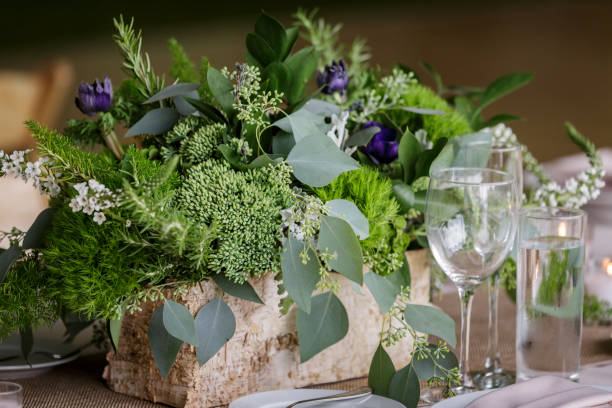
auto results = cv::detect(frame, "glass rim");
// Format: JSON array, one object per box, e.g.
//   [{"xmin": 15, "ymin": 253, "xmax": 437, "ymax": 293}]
[
  {"xmin": 429, "ymin": 167, "xmax": 515, "ymax": 186},
  {"xmin": 519, "ymin": 206, "xmax": 585, "ymax": 220},
  {"xmin": 0, "ymin": 381, "xmax": 22, "ymax": 395},
  {"xmin": 464, "ymin": 140, "xmax": 522, "ymax": 152}
]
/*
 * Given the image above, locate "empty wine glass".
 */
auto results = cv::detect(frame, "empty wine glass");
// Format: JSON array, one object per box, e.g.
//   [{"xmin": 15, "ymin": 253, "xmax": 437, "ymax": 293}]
[
  {"xmin": 425, "ymin": 168, "xmax": 518, "ymax": 393},
  {"xmin": 459, "ymin": 141, "xmax": 523, "ymax": 389}
]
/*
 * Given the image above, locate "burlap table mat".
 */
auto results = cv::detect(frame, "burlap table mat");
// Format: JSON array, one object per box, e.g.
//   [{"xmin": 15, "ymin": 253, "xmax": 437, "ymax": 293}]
[{"xmin": 14, "ymin": 288, "xmax": 612, "ymax": 407}]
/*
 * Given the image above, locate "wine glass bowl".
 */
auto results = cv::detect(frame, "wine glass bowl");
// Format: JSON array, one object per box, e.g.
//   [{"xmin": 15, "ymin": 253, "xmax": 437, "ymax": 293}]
[{"xmin": 426, "ymin": 167, "xmax": 518, "ymax": 393}]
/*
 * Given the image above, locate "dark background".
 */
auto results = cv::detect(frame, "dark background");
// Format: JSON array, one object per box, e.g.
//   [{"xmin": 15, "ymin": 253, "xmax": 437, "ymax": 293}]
[{"xmin": 2, "ymin": 0, "xmax": 611, "ymax": 161}]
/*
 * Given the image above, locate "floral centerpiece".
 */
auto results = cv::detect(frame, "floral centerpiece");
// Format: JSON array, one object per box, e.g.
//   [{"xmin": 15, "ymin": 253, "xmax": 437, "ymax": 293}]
[{"xmin": 0, "ymin": 9, "xmax": 603, "ymax": 408}]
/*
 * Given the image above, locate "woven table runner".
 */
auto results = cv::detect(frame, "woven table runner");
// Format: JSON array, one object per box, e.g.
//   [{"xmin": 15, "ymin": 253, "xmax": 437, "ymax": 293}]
[{"xmin": 15, "ymin": 288, "xmax": 612, "ymax": 407}]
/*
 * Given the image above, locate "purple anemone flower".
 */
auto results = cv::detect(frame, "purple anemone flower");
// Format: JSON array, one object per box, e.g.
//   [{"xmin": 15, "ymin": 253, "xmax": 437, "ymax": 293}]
[
  {"xmin": 361, "ymin": 121, "xmax": 399, "ymax": 165},
  {"xmin": 75, "ymin": 77, "xmax": 113, "ymax": 116},
  {"xmin": 317, "ymin": 60, "xmax": 349, "ymax": 95}
]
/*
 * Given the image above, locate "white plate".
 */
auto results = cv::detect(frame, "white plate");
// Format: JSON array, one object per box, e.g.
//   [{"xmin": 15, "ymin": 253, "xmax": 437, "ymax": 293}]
[
  {"xmin": 432, "ymin": 385, "xmax": 612, "ymax": 408},
  {"xmin": 0, "ymin": 340, "xmax": 80, "ymax": 379},
  {"xmin": 230, "ymin": 389, "xmax": 405, "ymax": 408}
]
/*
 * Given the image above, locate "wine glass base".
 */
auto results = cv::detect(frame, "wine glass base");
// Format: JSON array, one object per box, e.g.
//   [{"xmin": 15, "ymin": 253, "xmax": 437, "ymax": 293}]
[
  {"xmin": 451, "ymin": 383, "xmax": 477, "ymax": 395},
  {"xmin": 473, "ymin": 369, "xmax": 515, "ymax": 390}
]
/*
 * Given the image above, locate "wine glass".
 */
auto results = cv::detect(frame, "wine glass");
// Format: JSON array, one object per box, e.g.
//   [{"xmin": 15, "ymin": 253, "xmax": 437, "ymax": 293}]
[
  {"xmin": 458, "ymin": 141, "xmax": 523, "ymax": 389},
  {"xmin": 425, "ymin": 168, "xmax": 518, "ymax": 393}
]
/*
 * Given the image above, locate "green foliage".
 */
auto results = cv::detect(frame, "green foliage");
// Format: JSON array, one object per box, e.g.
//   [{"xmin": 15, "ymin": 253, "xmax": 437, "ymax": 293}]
[
  {"xmin": 111, "ymin": 79, "xmax": 149, "ymax": 127},
  {"xmin": 27, "ymin": 121, "xmax": 122, "ymax": 188},
  {"xmin": 176, "ymin": 159, "xmax": 293, "ymax": 282},
  {"xmin": 64, "ymin": 119, "xmax": 104, "ymax": 146},
  {"xmin": 41, "ymin": 205, "xmax": 153, "ymax": 320},
  {"xmin": 113, "ymin": 16, "xmax": 164, "ymax": 100},
  {"xmin": 583, "ymin": 294, "xmax": 612, "ymax": 324},
  {"xmin": 392, "ymin": 84, "xmax": 472, "ymax": 142},
  {"xmin": 178, "ymin": 121, "xmax": 227, "ymax": 166},
  {"xmin": 0, "ymin": 256, "xmax": 58, "ymax": 339},
  {"xmin": 168, "ymin": 38, "xmax": 198, "ymax": 83},
  {"xmin": 315, "ymin": 166, "xmax": 405, "ymax": 275}
]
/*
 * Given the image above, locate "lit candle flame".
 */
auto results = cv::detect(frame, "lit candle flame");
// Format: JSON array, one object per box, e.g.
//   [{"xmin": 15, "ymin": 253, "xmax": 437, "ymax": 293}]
[
  {"xmin": 604, "ymin": 258, "xmax": 612, "ymax": 276},
  {"xmin": 558, "ymin": 221, "xmax": 567, "ymax": 237}
]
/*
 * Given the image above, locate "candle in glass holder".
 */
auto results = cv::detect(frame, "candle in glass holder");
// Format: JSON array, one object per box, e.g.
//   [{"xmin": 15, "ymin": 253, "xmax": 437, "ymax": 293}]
[{"xmin": 585, "ymin": 258, "xmax": 612, "ymax": 305}]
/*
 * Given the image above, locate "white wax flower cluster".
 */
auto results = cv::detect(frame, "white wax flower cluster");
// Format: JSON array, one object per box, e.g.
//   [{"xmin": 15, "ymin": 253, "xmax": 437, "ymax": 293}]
[
  {"xmin": 69, "ymin": 179, "xmax": 120, "ymax": 225},
  {"xmin": 326, "ymin": 111, "xmax": 357, "ymax": 155},
  {"xmin": 0, "ymin": 149, "xmax": 61, "ymax": 196},
  {"xmin": 486, "ymin": 123, "xmax": 606, "ymax": 209}
]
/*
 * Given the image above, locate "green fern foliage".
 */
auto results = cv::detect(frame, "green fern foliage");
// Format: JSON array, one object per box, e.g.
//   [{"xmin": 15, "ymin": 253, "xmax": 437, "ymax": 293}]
[
  {"xmin": 395, "ymin": 84, "xmax": 472, "ymax": 141},
  {"xmin": 168, "ymin": 38, "xmax": 199, "ymax": 83}
]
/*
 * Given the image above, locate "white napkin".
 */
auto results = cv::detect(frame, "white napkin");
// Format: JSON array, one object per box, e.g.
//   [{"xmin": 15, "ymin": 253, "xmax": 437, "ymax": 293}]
[{"xmin": 466, "ymin": 375, "xmax": 612, "ymax": 408}]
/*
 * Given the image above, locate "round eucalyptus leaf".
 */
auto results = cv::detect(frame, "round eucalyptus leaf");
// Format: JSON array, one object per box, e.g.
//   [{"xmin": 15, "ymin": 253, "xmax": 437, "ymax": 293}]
[
  {"xmin": 148, "ymin": 306, "xmax": 183, "ymax": 378},
  {"xmin": 325, "ymin": 199, "xmax": 369, "ymax": 240},
  {"xmin": 280, "ymin": 237, "xmax": 319, "ymax": 314},
  {"xmin": 163, "ymin": 300, "xmax": 197, "ymax": 346},
  {"xmin": 195, "ymin": 297, "xmax": 236, "ymax": 366},
  {"xmin": 404, "ymin": 304, "xmax": 456, "ymax": 348}
]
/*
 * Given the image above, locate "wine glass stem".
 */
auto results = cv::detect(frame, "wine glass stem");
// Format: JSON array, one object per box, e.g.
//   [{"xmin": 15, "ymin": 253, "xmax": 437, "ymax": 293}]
[
  {"xmin": 484, "ymin": 274, "xmax": 501, "ymax": 371},
  {"xmin": 458, "ymin": 286, "xmax": 475, "ymax": 388}
]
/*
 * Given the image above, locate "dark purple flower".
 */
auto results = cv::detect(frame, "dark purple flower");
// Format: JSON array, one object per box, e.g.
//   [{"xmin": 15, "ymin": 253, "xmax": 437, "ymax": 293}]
[
  {"xmin": 317, "ymin": 60, "xmax": 349, "ymax": 95},
  {"xmin": 75, "ymin": 77, "xmax": 113, "ymax": 116},
  {"xmin": 361, "ymin": 121, "xmax": 398, "ymax": 164}
]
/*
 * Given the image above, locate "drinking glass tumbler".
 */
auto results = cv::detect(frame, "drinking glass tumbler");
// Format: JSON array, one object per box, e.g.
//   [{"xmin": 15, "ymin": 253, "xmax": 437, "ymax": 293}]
[
  {"xmin": 516, "ymin": 207, "xmax": 586, "ymax": 382},
  {"xmin": 0, "ymin": 381, "xmax": 23, "ymax": 408}
]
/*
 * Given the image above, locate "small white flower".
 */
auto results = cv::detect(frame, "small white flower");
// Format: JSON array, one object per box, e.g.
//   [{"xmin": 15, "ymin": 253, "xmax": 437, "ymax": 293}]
[
  {"xmin": 93, "ymin": 212, "xmax": 106, "ymax": 225},
  {"xmin": 565, "ymin": 178, "xmax": 578, "ymax": 194},
  {"xmin": 125, "ymin": 219, "xmax": 132, "ymax": 228},
  {"xmin": 83, "ymin": 203, "xmax": 94, "ymax": 215},
  {"xmin": 69, "ymin": 198, "xmax": 82, "ymax": 212}
]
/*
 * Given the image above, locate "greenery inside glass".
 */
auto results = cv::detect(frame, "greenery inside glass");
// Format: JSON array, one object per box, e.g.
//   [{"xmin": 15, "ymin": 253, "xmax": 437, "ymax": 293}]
[
  {"xmin": 459, "ymin": 141, "xmax": 523, "ymax": 389},
  {"xmin": 516, "ymin": 207, "xmax": 585, "ymax": 382},
  {"xmin": 425, "ymin": 168, "xmax": 518, "ymax": 393}
]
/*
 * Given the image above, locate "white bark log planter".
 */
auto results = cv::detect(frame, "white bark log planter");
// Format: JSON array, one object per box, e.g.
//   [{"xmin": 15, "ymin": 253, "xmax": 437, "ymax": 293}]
[{"xmin": 104, "ymin": 249, "xmax": 430, "ymax": 407}]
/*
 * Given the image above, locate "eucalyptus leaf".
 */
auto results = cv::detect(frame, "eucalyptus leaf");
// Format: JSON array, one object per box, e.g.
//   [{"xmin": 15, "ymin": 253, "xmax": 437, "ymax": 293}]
[
  {"xmin": 0, "ymin": 246, "xmax": 20, "ymax": 282},
  {"xmin": 184, "ymin": 97, "xmax": 228, "ymax": 124},
  {"xmin": 213, "ymin": 275, "xmax": 263, "ymax": 304},
  {"xmin": 273, "ymin": 108, "xmax": 328, "ymax": 143},
  {"xmin": 364, "ymin": 272, "xmax": 399, "ymax": 315},
  {"xmin": 318, "ymin": 215, "xmax": 363, "ymax": 284},
  {"xmin": 248, "ymin": 154, "xmax": 283, "ymax": 169},
  {"xmin": 475, "ymin": 72, "xmax": 533, "ymax": 115},
  {"xmin": 22, "ymin": 208, "xmax": 55, "ymax": 249},
  {"xmin": 325, "ymin": 199, "xmax": 369, "ymax": 239},
  {"xmin": 272, "ymin": 131, "xmax": 295, "ymax": 156},
  {"xmin": 346, "ymin": 126, "xmax": 380, "ymax": 148},
  {"xmin": 125, "ymin": 108, "xmax": 179, "ymax": 138},
  {"xmin": 61, "ymin": 313, "xmax": 94, "ymax": 343},
  {"xmin": 207, "ymin": 67, "xmax": 235, "ymax": 115},
  {"xmin": 109, "ymin": 316, "xmax": 123, "ymax": 351},
  {"xmin": 246, "ymin": 33, "xmax": 278, "ymax": 66},
  {"xmin": 254, "ymin": 14, "xmax": 287, "ymax": 58},
  {"xmin": 148, "ymin": 306, "xmax": 183, "ymax": 377},
  {"xmin": 412, "ymin": 344, "xmax": 458, "ymax": 381},
  {"xmin": 286, "ymin": 134, "xmax": 360, "ymax": 187},
  {"xmin": 195, "ymin": 297, "xmax": 236, "ymax": 366},
  {"xmin": 163, "ymin": 300, "xmax": 198, "ymax": 346},
  {"xmin": 401, "ymin": 106, "xmax": 446, "ymax": 115},
  {"xmin": 174, "ymin": 93, "xmax": 198, "ymax": 116},
  {"xmin": 281, "ymin": 237, "xmax": 320, "ymax": 314},
  {"xmin": 302, "ymin": 99, "xmax": 341, "ymax": 116},
  {"xmin": 368, "ymin": 343, "xmax": 396, "ymax": 395},
  {"xmin": 144, "ymin": 82, "xmax": 200, "ymax": 104},
  {"xmin": 404, "ymin": 304, "xmax": 456, "ymax": 347},
  {"xmin": 388, "ymin": 365, "xmax": 420, "ymax": 408},
  {"xmin": 296, "ymin": 292, "xmax": 349, "ymax": 362},
  {"xmin": 392, "ymin": 182, "xmax": 417, "ymax": 214},
  {"xmin": 386, "ymin": 254, "xmax": 411, "ymax": 289}
]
